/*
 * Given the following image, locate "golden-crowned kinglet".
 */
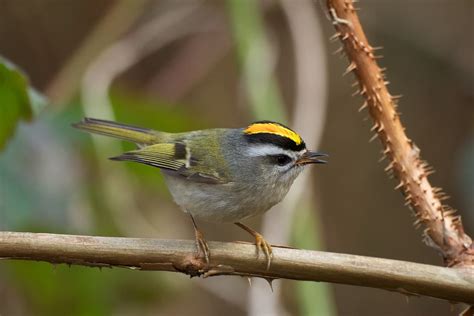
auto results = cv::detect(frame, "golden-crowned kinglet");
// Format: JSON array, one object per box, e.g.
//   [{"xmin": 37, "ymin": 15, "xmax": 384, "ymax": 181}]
[{"xmin": 73, "ymin": 118, "xmax": 326, "ymax": 268}]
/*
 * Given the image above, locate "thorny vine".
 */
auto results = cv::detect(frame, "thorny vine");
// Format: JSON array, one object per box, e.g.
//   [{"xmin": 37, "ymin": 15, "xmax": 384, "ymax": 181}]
[{"xmin": 326, "ymin": 0, "xmax": 474, "ymax": 267}]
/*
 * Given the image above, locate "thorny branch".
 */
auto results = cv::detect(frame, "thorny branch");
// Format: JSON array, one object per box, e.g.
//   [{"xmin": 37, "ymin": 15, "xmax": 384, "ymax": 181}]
[
  {"xmin": 326, "ymin": 0, "xmax": 474, "ymax": 267},
  {"xmin": 0, "ymin": 232, "xmax": 473, "ymax": 304}
]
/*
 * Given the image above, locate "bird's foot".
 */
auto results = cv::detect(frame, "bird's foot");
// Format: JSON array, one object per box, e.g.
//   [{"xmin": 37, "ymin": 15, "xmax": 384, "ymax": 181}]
[
  {"xmin": 235, "ymin": 222, "xmax": 273, "ymax": 270},
  {"xmin": 254, "ymin": 232, "xmax": 273, "ymax": 270}
]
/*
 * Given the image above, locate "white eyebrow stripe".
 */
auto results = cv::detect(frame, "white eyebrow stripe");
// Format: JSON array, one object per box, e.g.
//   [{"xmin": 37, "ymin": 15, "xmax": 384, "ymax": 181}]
[{"xmin": 246, "ymin": 144, "xmax": 299, "ymax": 159}]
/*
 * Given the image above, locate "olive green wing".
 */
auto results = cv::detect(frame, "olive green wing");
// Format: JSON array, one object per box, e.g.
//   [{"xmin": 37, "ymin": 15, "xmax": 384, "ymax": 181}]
[{"xmin": 110, "ymin": 142, "xmax": 229, "ymax": 184}]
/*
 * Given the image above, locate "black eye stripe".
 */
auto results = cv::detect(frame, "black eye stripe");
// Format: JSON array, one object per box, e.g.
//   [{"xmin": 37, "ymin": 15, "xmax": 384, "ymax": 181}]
[{"xmin": 271, "ymin": 154, "xmax": 292, "ymax": 166}]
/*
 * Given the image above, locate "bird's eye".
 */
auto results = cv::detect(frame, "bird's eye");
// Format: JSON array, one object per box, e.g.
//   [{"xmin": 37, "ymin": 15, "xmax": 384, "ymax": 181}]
[{"xmin": 273, "ymin": 154, "xmax": 292, "ymax": 166}]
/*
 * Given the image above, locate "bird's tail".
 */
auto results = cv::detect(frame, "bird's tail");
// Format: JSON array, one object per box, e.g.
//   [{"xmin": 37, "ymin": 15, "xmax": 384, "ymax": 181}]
[{"xmin": 72, "ymin": 118, "xmax": 162, "ymax": 145}]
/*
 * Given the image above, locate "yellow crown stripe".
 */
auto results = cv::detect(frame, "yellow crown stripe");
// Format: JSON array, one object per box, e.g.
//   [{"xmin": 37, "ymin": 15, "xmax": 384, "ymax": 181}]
[{"xmin": 244, "ymin": 123, "xmax": 303, "ymax": 145}]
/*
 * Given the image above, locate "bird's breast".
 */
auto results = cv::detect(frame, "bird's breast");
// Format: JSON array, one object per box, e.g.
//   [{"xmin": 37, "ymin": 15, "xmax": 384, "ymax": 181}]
[{"xmin": 162, "ymin": 173, "xmax": 292, "ymax": 223}]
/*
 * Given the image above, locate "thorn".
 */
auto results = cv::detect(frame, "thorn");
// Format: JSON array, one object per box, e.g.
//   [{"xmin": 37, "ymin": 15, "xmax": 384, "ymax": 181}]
[
  {"xmin": 352, "ymin": 89, "xmax": 360, "ymax": 96},
  {"xmin": 247, "ymin": 277, "xmax": 252, "ymax": 287},
  {"xmin": 443, "ymin": 209, "xmax": 456, "ymax": 217},
  {"xmin": 413, "ymin": 218, "xmax": 422, "ymax": 227},
  {"xmin": 372, "ymin": 46, "xmax": 383, "ymax": 51},
  {"xmin": 432, "ymin": 187, "xmax": 442, "ymax": 193},
  {"xmin": 265, "ymin": 278, "xmax": 275, "ymax": 292},
  {"xmin": 391, "ymin": 94, "xmax": 403, "ymax": 100},
  {"xmin": 459, "ymin": 304, "xmax": 474, "ymax": 316},
  {"xmin": 332, "ymin": 47, "xmax": 344, "ymax": 55},
  {"xmin": 394, "ymin": 181, "xmax": 404, "ymax": 190},
  {"xmin": 330, "ymin": 32, "xmax": 342, "ymax": 42},
  {"xmin": 351, "ymin": 81, "xmax": 359, "ymax": 87},
  {"xmin": 329, "ymin": 8, "xmax": 353, "ymax": 28},
  {"xmin": 438, "ymin": 194, "xmax": 451, "ymax": 201},
  {"xmin": 425, "ymin": 169, "xmax": 435, "ymax": 176},
  {"xmin": 343, "ymin": 61, "xmax": 357, "ymax": 76},
  {"xmin": 360, "ymin": 86, "xmax": 367, "ymax": 95},
  {"xmin": 377, "ymin": 122, "xmax": 384, "ymax": 132},
  {"xmin": 370, "ymin": 122, "xmax": 379, "ymax": 132},
  {"xmin": 402, "ymin": 164, "xmax": 408, "ymax": 173},
  {"xmin": 369, "ymin": 133, "xmax": 378, "ymax": 142},
  {"xmin": 384, "ymin": 162, "xmax": 394, "ymax": 172},
  {"xmin": 358, "ymin": 101, "xmax": 368, "ymax": 112},
  {"xmin": 372, "ymin": 89, "xmax": 382, "ymax": 104},
  {"xmin": 384, "ymin": 81, "xmax": 390, "ymax": 85}
]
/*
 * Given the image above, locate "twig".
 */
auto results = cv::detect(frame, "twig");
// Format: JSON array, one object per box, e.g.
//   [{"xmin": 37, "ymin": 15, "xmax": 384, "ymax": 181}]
[
  {"xmin": 325, "ymin": 0, "xmax": 474, "ymax": 267},
  {"xmin": 0, "ymin": 232, "xmax": 473, "ymax": 304}
]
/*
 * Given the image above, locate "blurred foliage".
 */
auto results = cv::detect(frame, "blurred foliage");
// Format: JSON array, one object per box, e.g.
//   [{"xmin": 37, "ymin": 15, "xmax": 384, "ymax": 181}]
[
  {"xmin": 0, "ymin": 100, "xmax": 84, "ymax": 232},
  {"xmin": 0, "ymin": 57, "xmax": 47, "ymax": 150},
  {"xmin": 227, "ymin": 0, "xmax": 286, "ymax": 122},
  {"xmin": 7, "ymin": 261, "xmax": 175, "ymax": 316}
]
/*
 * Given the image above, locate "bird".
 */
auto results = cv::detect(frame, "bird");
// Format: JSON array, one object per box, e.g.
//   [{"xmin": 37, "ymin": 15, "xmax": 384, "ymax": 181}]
[{"xmin": 73, "ymin": 118, "xmax": 327, "ymax": 269}]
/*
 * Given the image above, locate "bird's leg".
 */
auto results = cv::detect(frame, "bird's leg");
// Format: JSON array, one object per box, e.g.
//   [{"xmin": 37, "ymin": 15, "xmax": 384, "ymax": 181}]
[
  {"xmin": 235, "ymin": 222, "xmax": 273, "ymax": 270},
  {"xmin": 190, "ymin": 214, "xmax": 210, "ymax": 264}
]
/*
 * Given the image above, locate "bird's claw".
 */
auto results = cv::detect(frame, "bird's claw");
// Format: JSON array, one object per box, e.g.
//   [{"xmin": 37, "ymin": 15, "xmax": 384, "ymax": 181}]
[{"xmin": 255, "ymin": 233, "xmax": 273, "ymax": 270}]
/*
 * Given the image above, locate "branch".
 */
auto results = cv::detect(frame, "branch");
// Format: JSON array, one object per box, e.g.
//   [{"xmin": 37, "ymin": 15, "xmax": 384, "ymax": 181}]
[
  {"xmin": 0, "ymin": 232, "xmax": 473, "ymax": 304},
  {"xmin": 326, "ymin": 0, "xmax": 474, "ymax": 267}
]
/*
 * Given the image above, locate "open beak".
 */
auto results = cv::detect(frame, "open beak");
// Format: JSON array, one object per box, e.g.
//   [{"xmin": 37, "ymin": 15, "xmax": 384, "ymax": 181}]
[{"xmin": 296, "ymin": 151, "xmax": 328, "ymax": 165}]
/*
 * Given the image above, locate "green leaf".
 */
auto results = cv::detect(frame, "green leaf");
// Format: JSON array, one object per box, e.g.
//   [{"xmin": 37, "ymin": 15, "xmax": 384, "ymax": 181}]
[{"xmin": 0, "ymin": 56, "xmax": 47, "ymax": 150}]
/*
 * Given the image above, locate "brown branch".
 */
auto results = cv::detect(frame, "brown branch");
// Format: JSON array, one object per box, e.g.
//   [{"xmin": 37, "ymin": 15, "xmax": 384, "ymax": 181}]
[
  {"xmin": 0, "ymin": 232, "xmax": 473, "ymax": 303},
  {"xmin": 326, "ymin": 0, "xmax": 474, "ymax": 267}
]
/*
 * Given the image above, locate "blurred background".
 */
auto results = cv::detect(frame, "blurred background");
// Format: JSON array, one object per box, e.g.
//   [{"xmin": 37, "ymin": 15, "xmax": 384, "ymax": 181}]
[{"xmin": 0, "ymin": 0, "xmax": 472, "ymax": 315}]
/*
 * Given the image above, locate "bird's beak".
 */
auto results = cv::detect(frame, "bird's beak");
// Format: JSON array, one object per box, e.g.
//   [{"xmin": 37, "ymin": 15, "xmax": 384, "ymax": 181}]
[{"xmin": 296, "ymin": 151, "xmax": 328, "ymax": 165}]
